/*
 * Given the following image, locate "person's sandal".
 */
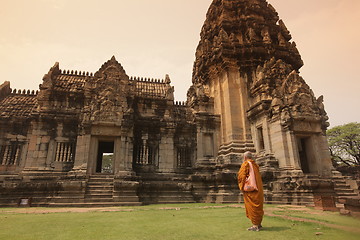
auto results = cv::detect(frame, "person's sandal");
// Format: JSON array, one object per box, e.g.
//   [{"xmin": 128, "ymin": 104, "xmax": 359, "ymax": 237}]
[{"xmin": 247, "ymin": 226, "xmax": 260, "ymax": 231}]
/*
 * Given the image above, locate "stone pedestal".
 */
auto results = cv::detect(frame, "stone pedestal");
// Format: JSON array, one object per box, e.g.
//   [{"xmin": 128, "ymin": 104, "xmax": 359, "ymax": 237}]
[
  {"xmin": 343, "ymin": 197, "xmax": 360, "ymax": 217},
  {"xmin": 307, "ymin": 178, "xmax": 337, "ymax": 211},
  {"xmin": 191, "ymin": 160, "xmax": 216, "ymax": 202},
  {"xmin": 113, "ymin": 179, "xmax": 140, "ymax": 204},
  {"xmin": 205, "ymin": 154, "xmax": 242, "ymax": 204}
]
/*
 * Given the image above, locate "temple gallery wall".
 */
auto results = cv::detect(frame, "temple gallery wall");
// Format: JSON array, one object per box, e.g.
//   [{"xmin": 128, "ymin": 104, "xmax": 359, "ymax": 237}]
[{"xmin": 0, "ymin": 0, "xmax": 358, "ymax": 210}]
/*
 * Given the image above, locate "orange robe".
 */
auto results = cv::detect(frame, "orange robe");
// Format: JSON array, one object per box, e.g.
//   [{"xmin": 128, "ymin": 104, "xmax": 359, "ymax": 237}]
[{"xmin": 237, "ymin": 159, "xmax": 264, "ymax": 225}]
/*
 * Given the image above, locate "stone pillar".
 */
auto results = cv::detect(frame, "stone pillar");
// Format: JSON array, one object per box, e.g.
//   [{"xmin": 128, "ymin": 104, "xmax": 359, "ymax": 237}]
[
  {"xmin": 45, "ymin": 139, "xmax": 56, "ymax": 169},
  {"xmin": 114, "ymin": 135, "xmax": 134, "ymax": 176},
  {"xmin": 194, "ymin": 118, "xmax": 218, "ymax": 167},
  {"xmin": 312, "ymin": 134, "xmax": 333, "ymax": 176},
  {"xmin": 72, "ymin": 134, "xmax": 92, "ymax": 173},
  {"xmin": 269, "ymin": 120, "xmax": 294, "ymax": 170},
  {"xmin": 158, "ymin": 128, "xmax": 175, "ymax": 173},
  {"xmin": 287, "ymin": 131, "xmax": 301, "ymax": 170},
  {"xmin": 196, "ymin": 126, "xmax": 204, "ymax": 163},
  {"xmin": 24, "ymin": 134, "xmax": 38, "ymax": 169},
  {"xmin": 124, "ymin": 136, "xmax": 134, "ymax": 171},
  {"xmin": 114, "ymin": 136, "xmax": 122, "ymax": 172},
  {"xmin": 23, "ymin": 121, "xmax": 51, "ymax": 171},
  {"xmin": 210, "ymin": 67, "xmax": 254, "ymax": 158}
]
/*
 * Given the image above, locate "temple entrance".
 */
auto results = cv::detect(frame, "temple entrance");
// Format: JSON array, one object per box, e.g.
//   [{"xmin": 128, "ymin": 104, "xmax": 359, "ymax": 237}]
[
  {"xmin": 96, "ymin": 141, "xmax": 114, "ymax": 174},
  {"xmin": 297, "ymin": 137, "xmax": 310, "ymax": 174}
]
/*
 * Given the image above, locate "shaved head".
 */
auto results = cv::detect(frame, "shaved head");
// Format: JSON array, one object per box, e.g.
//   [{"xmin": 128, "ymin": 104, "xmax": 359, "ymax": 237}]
[{"xmin": 244, "ymin": 151, "xmax": 253, "ymax": 160}]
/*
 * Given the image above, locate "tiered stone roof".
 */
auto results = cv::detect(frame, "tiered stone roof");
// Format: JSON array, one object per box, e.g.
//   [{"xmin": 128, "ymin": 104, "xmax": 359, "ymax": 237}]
[
  {"xmin": 0, "ymin": 56, "xmax": 177, "ymax": 120},
  {"xmin": 0, "ymin": 91, "xmax": 38, "ymax": 118},
  {"xmin": 50, "ymin": 71, "xmax": 172, "ymax": 100},
  {"xmin": 131, "ymin": 77, "xmax": 170, "ymax": 99},
  {"xmin": 53, "ymin": 73, "xmax": 87, "ymax": 93}
]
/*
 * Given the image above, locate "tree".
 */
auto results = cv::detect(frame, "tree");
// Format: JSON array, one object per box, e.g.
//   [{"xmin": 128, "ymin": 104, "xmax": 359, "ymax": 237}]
[{"xmin": 327, "ymin": 122, "xmax": 360, "ymax": 166}]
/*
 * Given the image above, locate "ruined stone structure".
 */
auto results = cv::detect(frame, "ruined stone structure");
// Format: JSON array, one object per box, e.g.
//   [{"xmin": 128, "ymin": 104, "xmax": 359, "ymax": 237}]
[{"xmin": 0, "ymin": 0, "xmax": 357, "ymax": 208}]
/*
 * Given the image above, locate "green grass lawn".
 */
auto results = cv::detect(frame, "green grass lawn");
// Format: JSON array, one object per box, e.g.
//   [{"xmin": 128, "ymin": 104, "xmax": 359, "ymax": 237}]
[{"xmin": 0, "ymin": 204, "xmax": 359, "ymax": 240}]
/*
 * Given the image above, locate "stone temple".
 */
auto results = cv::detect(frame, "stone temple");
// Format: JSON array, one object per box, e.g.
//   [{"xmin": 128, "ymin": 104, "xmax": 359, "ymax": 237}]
[{"xmin": 0, "ymin": 0, "xmax": 357, "ymax": 208}]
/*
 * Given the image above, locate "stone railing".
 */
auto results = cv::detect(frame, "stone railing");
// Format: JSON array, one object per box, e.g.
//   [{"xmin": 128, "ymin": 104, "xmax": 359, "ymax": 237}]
[
  {"xmin": 0, "ymin": 142, "xmax": 22, "ymax": 166},
  {"xmin": 54, "ymin": 142, "xmax": 75, "ymax": 162}
]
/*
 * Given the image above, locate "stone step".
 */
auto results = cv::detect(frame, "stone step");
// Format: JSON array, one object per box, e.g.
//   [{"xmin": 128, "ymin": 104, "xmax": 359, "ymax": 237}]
[
  {"xmin": 153, "ymin": 200, "xmax": 196, "ymax": 204},
  {"xmin": 267, "ymin": 200, "xmax": 315, "ymax": 206},
  {"xmin": 87, "ymin": 182, "xmax": 113, "ymax": 185},
  {"xmin": 337, "ymin": 195, "xmax": 357, "ymax": 201},
  {"xmin": 142, "ymin": 196, "xmax": 195, "ymax": 202},
  {"xmin": 88, "ymin": 179, "xmax": 113, "ymax": 183},
  {"xmin": 141, "ymin": 192, "xmax": 195, "ymax": 196},
  {"xmin": 87, "ymin": 186, "xmax": 113, "ymax": 191},
  {"xmin": 336, "ymin": 203, "xmax": 345, "ymax": 208},
  {"xmin": 333, "ymin": 179, "xmax": 346, "ymax": 182},
  {"xmin": 141, "ymin": 194, "xmax": 194, "ymax": 198},
  {"xmin": 85, "ymin": 198, "xmax": 114, "ymax": 202},
  {"xmin": 85, "ymin": 175, "xmax": 115, "ymax": 202},
  {"xmin": 0, "ymin": 199, "xmax": 21, "ymax": 206},
  {"xmin": 114, "ymin": 196, "xmax": 140, "ymax": 202},
  {"xmin": 86, "ymin": 189, "xmax": 113, "ymax": 193},
  {"xmin": 47, "ymin": 197, "xmax": 85, "ymax": 203},
  {"xmin": 47, "ymin": 202, "xmax": 142, "ymax": 207},
  {"xmin": 334, "ymin": 188, "xmax": 355, "ymax": 194},
  {"xmin": 87, "ymin": 183, "xmax": 113, "ymax": 187},
  {"xmin": 87, "ymin": 186, "xmax": 113, "ymax": 190},
  {"xmin": 90, "ymin": 174, "xmax": 114, "ymax": 177},
  {"xmin": 0, "ymin": 196, "xmax": 81, "ymax": 206},
  {"xmin": 0, "ymin": 202, "xmax": 18, "ymax": 207},
  {"xmin": 334, "ymin": 183, "xmax": 350, "ymax": 188},
  {"xmin": 85, "ymin": 192, "xmax": 113, "ymax": 198},
  {"xmin": 89, "ymin": 175, "xmax": 114, "ymax": 180},
  {"xmin": 337, "ymin": 193, "xmax": 358, "ymax": 198},
  {"xmin": 86, "ymin": 188, "xmax": 112, "ymax": 192},
  {"xmin": 89, "ymin": 175, "xmax": 114, "ymax": 178},
  {"xmin": 86, "ymin": 191, "xmax": 113, "ymax": 196}
]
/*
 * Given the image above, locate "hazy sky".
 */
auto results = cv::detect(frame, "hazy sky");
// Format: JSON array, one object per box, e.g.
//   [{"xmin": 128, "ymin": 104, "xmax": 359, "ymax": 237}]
[{"xmin": 1, "ymin": 0, "xmax": 359, "ymax": 127}]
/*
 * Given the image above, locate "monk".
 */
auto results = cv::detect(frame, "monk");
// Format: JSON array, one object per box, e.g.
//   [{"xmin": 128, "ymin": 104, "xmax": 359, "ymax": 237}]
[{"xmin": 237, "ymin": 151, "xmax": 264, "ymax": 231}]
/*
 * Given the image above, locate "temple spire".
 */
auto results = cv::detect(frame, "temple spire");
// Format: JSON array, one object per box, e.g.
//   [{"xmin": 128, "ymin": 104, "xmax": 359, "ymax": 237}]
[{"xmin": 193, "ymin": 0, "xmax": 303, "ymax": 84}]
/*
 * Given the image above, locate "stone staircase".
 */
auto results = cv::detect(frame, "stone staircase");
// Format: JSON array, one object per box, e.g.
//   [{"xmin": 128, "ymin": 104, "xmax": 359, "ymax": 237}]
[
  {"xmin": 332, "ymin": 175, "xmax": 358, "ymax": 210},
  {"xmin": 48, "ymin": 174, "xmax": 141, "ymax": 207},
  {"xmin": 0, "ymin": 173, "xmax": 195, "ymax": 207},
  {"xmin": 84, "ymin": 174, "xmax": 115, "ymax": 206}
]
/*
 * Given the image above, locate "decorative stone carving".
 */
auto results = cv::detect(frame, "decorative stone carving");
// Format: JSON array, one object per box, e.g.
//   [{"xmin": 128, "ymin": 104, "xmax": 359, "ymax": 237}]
[
  {"xmin": 261, "ymin": 27, "xmax": 272, "ymax": 44},
  {"xmin": 90, "ymin": 87, "xmax": 123, "ymax": 122},
  {"xmin": 83, "ymin": 56, "xmax": 130, "ymax": 124},
  {"xmin": 247, "ymin": 27, "xmax": 260, "ymax": 43},
  {"xmin": 192, "ymin": 0, "xmax": 304, "ymax": 86}
]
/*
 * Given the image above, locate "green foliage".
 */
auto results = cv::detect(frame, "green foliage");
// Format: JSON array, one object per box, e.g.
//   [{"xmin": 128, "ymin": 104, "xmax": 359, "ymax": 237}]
[
  {"xmin": 101, "ymin": 154, "xmax": 113, "ymax": 173},
  {"xmin": 327, "ymin": 122, "xmax": 360, "ymax": 166},
  {"xmin": 0, "ymin": 204, "xmax": 359, "ymax": 240}
]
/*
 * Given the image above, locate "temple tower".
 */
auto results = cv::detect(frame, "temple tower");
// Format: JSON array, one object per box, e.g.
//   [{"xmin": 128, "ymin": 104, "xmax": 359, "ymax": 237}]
[
  {"xmin": 190, "ymin": 0, "xmax": 302, "ymax": 158},
  {"xmin": 189, "ymin": 0, "xmax": 334, "ymax": 206}
]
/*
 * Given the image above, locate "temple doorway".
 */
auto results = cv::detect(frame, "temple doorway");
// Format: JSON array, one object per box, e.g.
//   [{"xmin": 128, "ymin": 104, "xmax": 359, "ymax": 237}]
[
  {"xmin": 297, "ymin": 137, "xmax": 310, "ymax": 174},
  {"xmin": 96, "ymin": 141, "xmax": 114, "ymax": 174}
]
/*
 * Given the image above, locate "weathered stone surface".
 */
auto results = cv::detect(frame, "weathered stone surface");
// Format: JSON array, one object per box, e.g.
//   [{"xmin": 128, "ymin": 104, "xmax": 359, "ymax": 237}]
[{"xmin": 0, "ymin": 0, "xmax": 356, "ymax": 209}]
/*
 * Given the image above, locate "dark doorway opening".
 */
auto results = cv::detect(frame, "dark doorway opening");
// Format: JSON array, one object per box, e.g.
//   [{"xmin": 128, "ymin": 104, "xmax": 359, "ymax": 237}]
[
  {"xmin": 257, "ymin": 126, "xmax": 265, "ymax": 151},
  {"xmin": 96, "ymin": 141, "xmax": 114, "ymax": 174},
  {"xmin": 298, "ymin": 138, "xmax": 310, "ymax": 174}
]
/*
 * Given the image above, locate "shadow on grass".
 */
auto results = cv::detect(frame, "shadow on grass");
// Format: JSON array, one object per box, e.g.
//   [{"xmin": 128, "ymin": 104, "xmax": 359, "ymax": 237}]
[{"xmin": 261, "ymin": 226, "xmax": 291, "ymax": 231}]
